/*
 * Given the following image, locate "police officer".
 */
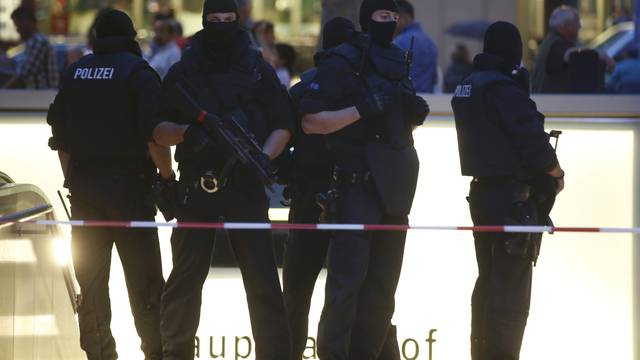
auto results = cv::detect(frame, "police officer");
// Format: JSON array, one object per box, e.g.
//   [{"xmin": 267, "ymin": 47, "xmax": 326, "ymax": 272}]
[
  {"xmin": 298, "ymin": 0, "xmax": 429, "ymax": 358},
  {"xmin": 451, "ymin": 22, "xmax": 565, "ymax": 360},
  {"xmin": 284, "ymin": 17, "xmax": 401, "ymax": 360},
  {"xmin": 46, "ymin": 9, "xmax": 170, "ymax": 360},
  {"xmin": 283, "ymin": 16, "xmax": 354, "ymax": 360},
  {"xmin": 151, "ymin": 0, "xmax": 293, "ymax": 359}
]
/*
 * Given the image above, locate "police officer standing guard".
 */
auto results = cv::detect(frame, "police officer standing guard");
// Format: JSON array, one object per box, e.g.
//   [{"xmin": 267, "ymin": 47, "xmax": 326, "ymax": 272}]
[
  {"xmin": 284, "ymin": 17, "xmax": 356, "ymax": 360},
  {"xmin": 284, "ymin": 16, "xmax": 400, "ymax": 360},
  {"xmin": 298, "ymin": 0, "xmax": 429, "ymax": 358},
  {"xmin": 46, "ymin": 9, "xmax": 170, "ymax": 360},
  {"xmin": 451, "ymin": 22, "xmax": 565, "ymax": 360},
  {"xmin": 151, "ymin": 0, "xmax": 293, "ymax": 359}
]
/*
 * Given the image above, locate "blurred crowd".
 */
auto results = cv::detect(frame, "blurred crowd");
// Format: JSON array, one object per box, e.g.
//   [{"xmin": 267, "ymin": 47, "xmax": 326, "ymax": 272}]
[
  {"xmin": 0, "ymin": 0, "xmax": 299, "ymax": 91},
  {"xmin": 1, "ymin": 1, "xmax": 639, "ymax": 94}
]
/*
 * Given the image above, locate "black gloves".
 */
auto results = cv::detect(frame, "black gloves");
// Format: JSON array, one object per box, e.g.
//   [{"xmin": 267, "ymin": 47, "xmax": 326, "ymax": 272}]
[
  {"xmin": 153, "ymin": 174, "xmax": 180, "ymax": 221},
  {"xmin": 182, "ymin": 125, "xmax": 211, "ymax": 154},
  {"xmin": 355, "ymin": 91, "xmax": 395, "ymax": 120},
  {"xmin": 272, "ymin": 149, "xmax": 293, "ymax": 185},
  {"xmin": 48, "ymin": 136, "xmax": 60, "ymax": 151},
  {"xmin": 356, "ymin": 90, "xmax": 429, "ymax": 126},
  {"xmin": 256, "ymin": 152, "xmax": 275, "ymax": 178},
  {"xmin": 403, "ymin": 95, "xmax": 430, "ymax": 126}
]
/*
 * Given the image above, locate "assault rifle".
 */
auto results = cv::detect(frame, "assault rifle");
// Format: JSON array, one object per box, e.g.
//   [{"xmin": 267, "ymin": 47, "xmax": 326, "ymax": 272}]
[
  {"xmin": 173, "ymin": 82, "xmax": 276, "ymax": 190},
  {"xmin": 406, "ymin": 36, "xmax": 415, "ymax": 80}
]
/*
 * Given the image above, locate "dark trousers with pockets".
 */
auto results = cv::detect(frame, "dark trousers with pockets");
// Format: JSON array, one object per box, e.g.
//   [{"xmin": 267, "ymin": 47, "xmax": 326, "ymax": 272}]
[
  {"xmin": 283, "ymin": 178, "xmax": 331, "ymax": 359},
  {"xmin": 70, "ymin": 172, "xmax": 164, "ymax": 360},
  {"xmin": 468, "ymin": 180, "xmax": 535, "ymax": 360},
  {"xmin": 160, "ymin": 179, "xmax": 290, "ymax": 360},
  {"xmin": 283, "ymin": 179, "xmax": 401, "ymax": 360},
  {"xmin": 316, "ymin": 180, "xmax": 406, "ymax": 360}
]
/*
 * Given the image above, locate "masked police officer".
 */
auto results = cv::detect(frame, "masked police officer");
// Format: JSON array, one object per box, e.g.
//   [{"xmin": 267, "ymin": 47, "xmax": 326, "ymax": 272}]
[
  {"xmin": 451, "ymin": 22, "xmax": 565, "ymax": 360},
  {"xmin": 46, "ymin": 9, "xmax": 171, "ymax": 360},
  {"xmin": 151, "ymin": 0, "xmax": 293, "ymax": 359},
  {"xmin": 283, "ymin": 16, "xmax": 354, "ymax": 360},
  {"xmin": 298, "ymin": 0, "xmax": 429, "ymax": 358},
  {"xmin": 284, "ymin": 17, "xmax": 401, "ymax": 360}
]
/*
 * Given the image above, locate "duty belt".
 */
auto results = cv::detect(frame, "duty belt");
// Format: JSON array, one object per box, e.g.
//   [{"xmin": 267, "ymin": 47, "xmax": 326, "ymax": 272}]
[
  {"xmin": 333, "ymin": 166, "xmax": 372, "ymax": 185},
  {"xmin": 71, "ymin": 158, "xmax": 152, "ymax": 175},
  {"xmin": 472, "ymin": 176, "xmax": 517, "ymax": 184},
  {"xmin": 472, "ymin": 176, "xmax": 532, "ymax": 202},
  {"xmin": 180, "ymin": 157, "xmax": 238, "ymax": 193}
]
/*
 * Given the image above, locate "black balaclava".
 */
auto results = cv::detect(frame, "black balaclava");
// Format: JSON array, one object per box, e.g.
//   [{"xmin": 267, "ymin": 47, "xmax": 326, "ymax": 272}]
[
  {"xmin": 483, "ymin": 21, "xmax": 523, "ymax": 73},
  {"xmin": 95, "ymin": 9, "xmax": 137, "ymax": 39},
  {"xmin": 359, "ymin": 0, "xmax": 398, "ymax": 46},
  {"xmin": 202, "ymin": 0, "xmax": 239, "ymax": 49},
  {"xmin": 93, "ymin": 9, "xmax": 141, "ymax": 56},
  {"xmin": 322, "ymin": 17, "xmax": 355, "ymax": 50}
]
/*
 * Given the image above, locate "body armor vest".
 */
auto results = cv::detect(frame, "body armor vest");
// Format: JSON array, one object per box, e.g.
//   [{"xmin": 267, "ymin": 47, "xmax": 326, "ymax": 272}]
[{"xmin": 62, "ymin": 51, "xmax": 150, "ymax": 163}]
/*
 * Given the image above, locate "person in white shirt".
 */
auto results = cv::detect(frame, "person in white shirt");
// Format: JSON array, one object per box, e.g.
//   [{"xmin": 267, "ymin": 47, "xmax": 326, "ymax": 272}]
[
  {"xmin": 274, "ymin": 43, "xmax": 295, "ymax": 89},
  {"xmin": 148, "ymin": 17, "xmax": 181, "ymax": 79}
]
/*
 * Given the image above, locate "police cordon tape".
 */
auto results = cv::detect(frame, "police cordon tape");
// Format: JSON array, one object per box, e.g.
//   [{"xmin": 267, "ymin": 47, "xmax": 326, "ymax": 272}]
[{"xmin": 3, "ymin": 218, "xmax": 640, "ymax": 234}]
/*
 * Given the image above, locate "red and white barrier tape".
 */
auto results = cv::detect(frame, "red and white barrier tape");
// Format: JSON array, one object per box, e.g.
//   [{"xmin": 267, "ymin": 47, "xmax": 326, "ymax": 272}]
[{"xmin": 2, "ymin": 219, "xmax": 640, "ymax": 234}]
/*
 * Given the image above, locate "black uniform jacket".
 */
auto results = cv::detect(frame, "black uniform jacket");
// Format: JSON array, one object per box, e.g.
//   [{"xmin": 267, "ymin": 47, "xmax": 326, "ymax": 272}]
[
  {"xmin": 452, "ymin": 53, "xmax": 558, "ymax": 178},
  {"xmin": 47, "ymin": 36, "xmax": 161, "ymax": 163}
]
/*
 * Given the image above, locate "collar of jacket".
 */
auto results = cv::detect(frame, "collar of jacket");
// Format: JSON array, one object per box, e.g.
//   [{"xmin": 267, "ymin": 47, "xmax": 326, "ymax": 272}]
[
  {"xmin": 93, "ymin": 36, "xmax": 142, "ymax": 57},
  {"xmin": 473, "ymin": 53, "xmax": 510, "ymax": 74}
]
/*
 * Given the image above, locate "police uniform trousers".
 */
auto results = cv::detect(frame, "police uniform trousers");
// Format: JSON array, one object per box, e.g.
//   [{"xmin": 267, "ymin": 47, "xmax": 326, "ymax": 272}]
[
  {"xmin": 468, "ymin": 179, "xmax": 536, "ymax": 360},
  {"xmin": 69, "ymin": 170, "xmax": 164, "ymax": 360},
  {"xmin": 283, "ymin": 175, "xmax": 331, "ymax": 359},
  {"xmin": 160, "ymin": 175, "xmax": 290, "ymax": 360},
  {"xmin": 283, "ymin": 176, "xmax": 401, "ymax": 360},
  {"xmin": 316, "ymin": 178, "xmax": 406, "ymax": 360}
]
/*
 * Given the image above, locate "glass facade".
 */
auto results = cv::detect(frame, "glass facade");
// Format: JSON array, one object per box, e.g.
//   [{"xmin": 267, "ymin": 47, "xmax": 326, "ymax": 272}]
[
  {"xmin": 10, "ymin": 0, "xmax": 323, "ymax": 45},
  {"xmin": 520, "ymin": 0, "xmax": 635, "ymax": 65},
  {"xmin": 1, "ymin": 0, "xmax": 632, "ymax": 67},
  {"xmin": 1, "ymin": 0, "xmax": 634, "ymax": 40},
  {"xmin": 524, "ymin": 0, "xmax": 634, "ymax": 42}
]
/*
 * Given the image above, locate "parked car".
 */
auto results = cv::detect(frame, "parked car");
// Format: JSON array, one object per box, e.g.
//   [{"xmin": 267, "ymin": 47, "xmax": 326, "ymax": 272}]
[{"xmin": 589, "ymin": 21, "xmax": 635, "ymax": 61}]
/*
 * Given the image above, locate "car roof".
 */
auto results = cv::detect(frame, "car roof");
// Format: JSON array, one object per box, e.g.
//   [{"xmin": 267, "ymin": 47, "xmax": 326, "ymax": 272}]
[{"xmin": 588, "ymin": 22, "xmax": 635, "ymax": 59}]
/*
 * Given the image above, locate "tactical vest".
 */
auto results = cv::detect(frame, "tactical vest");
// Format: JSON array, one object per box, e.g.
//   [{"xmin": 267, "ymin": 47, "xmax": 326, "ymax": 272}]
[
  {"xmin": 325, "ymin": 37, "xmax": 420, "ymax": 217},
  {"xmin": 328, "ymin": 37, "xmax": 415, "ymax": 149},
  {"xmin": 173, "ymin": 43, "xmax": 267, "ymax": 168},
  {"xmin": 451, "ymin": 70, "xmax": 522, "ymax": 177},
  {"xmin": 62, "ymin": 51, "xmax": 150, "ymax": 163}
]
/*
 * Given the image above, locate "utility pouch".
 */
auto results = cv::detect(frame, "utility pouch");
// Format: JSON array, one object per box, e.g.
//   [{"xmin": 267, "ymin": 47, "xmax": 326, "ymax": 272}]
[
  {"xmin": 169, "ymin": 173, "xmax": 201, "ymax": 219},
  {"xmin": 316, "ymin": 188, "xmax": 340, "ymax": 223},
  {"xmin": 503, "ymin": 183, "xmax": 540, "ymax": 261},
  {"xmin": 316, "ymin": 166, "xmax": 341, "ymax": 223},
  {"xmin": 152, "ymin": 176, "xmax": 188, "ymax": 221},
  {"xmin": 503, "ymin": 201, "xmax": 535, "ymax": 257},
  {"xmin": 366, "ymin": 143, "xmax": 419, "ymax": 217}
]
